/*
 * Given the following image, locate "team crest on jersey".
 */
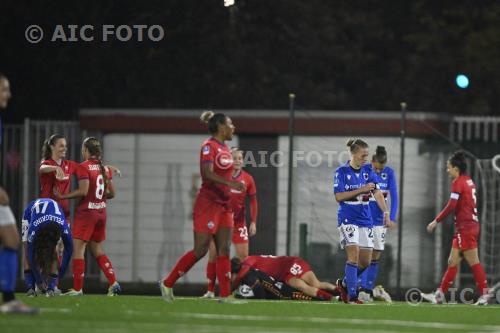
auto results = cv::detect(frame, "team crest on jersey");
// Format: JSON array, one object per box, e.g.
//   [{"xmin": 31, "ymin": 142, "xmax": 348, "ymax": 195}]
[
  {"xmin": 202, "ymin": 146, "xmax": 210, "ymax": 155},
  {"xmin": 65, "ymin": 166, "xmax": 68, "ymax": 172},
  {"xmin": 207, "ymin": 221, "xmax": 215, "ymax": 229},
  {"xmin": 467, "ymin": 179, "xmax": 474, "ymax": 186},
  {"xmin": 381, "ymin": 173, "xmax": 387, "ymax": 180},
  {"xmin": 363, "ymin": 173, "xmax": 369, "ymax": 180}
]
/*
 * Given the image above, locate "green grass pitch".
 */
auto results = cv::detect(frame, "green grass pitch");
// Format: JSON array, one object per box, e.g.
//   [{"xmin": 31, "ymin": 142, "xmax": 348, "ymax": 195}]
[{"xmin": 3, "ymin": 294, "xmax": 500, "ymax": 333}]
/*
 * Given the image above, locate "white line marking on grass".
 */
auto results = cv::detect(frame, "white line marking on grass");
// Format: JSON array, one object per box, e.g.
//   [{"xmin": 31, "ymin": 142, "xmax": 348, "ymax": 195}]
[
  {"xmin": 176, "ymin": 312, "xmax": 500, "ymax": 332},
  {"xmin": 40, "ymin": 308, "xmax": 72, "ymax": 313}
]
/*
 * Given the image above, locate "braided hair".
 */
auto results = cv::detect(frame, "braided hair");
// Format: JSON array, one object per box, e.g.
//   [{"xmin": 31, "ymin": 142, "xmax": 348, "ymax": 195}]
[{"xmin": 83, "ymin": 137, "xmax": 108, "ymax": 193}]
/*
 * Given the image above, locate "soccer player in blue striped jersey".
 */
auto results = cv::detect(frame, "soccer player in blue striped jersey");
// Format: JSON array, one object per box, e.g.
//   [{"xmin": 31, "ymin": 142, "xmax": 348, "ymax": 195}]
[
  {"xmin": 333, "ymin": 139, "xmax": 390, "ymax": 304},
  {"xmin": 359, "ymin": 146, "xmax": 397, "ymax": 302},
  {"xmin": 22, "ymin": 198, "xmax": 73, "ymax": 297}
]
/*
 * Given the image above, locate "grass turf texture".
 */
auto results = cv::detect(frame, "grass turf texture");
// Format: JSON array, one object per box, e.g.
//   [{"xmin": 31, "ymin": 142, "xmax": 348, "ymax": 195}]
[{"xmin": 2, "ymin": 294, "xmax": 500, "ymax": 333}]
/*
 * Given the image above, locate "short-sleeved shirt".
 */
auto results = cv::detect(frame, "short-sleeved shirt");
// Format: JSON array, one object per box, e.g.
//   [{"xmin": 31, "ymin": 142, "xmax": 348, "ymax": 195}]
[
  {"xmin": 334, "ymin": 162, "xmax": 379, "ymax": 227},
  {"xmin": 39, "ymin": 159, "xmax": 79, "ymax": 216},
  {"xmin": 198, "ymin": 137, "xmax": 234, "ymax": 205},
  {"xmin": 22, "ymin": 198, "xmax": 72, "ymax": 284},
  {"xmin": 230, "ymin": 170, "xmax": 256, "ymax": 224},
  {"xmin": 369, "ymin": 165, "xmax": 398, "ymax": 226},
  {"xmin": 75, "ymin": 159, "xmax": 113, "ymax": 212}
]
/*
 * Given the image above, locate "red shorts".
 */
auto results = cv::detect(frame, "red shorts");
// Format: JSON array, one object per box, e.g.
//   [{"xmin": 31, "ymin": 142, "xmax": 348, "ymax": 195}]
[
  {"xmin": 284, "ymin": 257, "xmax": 311, "ymax": 283},
  {"xmin": 232, "ymin": 222, "xmax": 249, "ymax": 244},
  {"xmin": 73, "ymin": 209, "xmax": 107, "ymax": 242},
  {"xmin": 452, "ymin": 225, "xmax": 479, "ymax": 250},
  {"xmin": 193, "ymin": 195, "xmax": 233, "ymax": 234}
]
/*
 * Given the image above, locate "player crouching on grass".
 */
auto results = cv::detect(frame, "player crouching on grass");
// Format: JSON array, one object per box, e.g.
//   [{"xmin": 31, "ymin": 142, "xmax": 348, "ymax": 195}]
[
  {"xmin": 22, "ymin": 198, "xmax": 73, "ymax": 297},
  {"xmin": 231, "ymin": 255, "xmax": 339, "ymax": 301},
  {"xmin": 421, "ymin": 151, "xmax": 488, "ymax": 304}
]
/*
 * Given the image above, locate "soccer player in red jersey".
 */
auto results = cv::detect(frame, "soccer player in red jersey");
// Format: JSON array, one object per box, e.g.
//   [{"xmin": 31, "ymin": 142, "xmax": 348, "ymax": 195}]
[
  {"xmin": 39, "ymin": 134, "xmax": 79, "ymax": 220},
  {"xmin": 58, "ymin": 137, "xmax": 121, "ymax": 296},
  {"xmin": 231, "ymin": 255, "xmax": 337, "ymax": 300},
  {"xmin": 422, "ymin": 151, "xmax": 488, "ymax": 304},
  {"xmin": 160, "ymin": 111, "xmax": 244, "ymax": 302},
  {"xmin": 202, "ymin": 148, "xmax": 258, "ymax": 298}
]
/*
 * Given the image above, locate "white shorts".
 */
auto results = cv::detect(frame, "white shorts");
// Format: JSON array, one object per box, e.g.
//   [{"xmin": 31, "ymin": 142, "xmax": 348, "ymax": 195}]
[
  {"xmin": 0, "ymin": 205, "xmax": 16, "ymax": 227},
  {"xmin": 372, "ymin": 225, "xmax": 387, "ymax": 251},
  {"xmin": 338, "ymin": 224, "xmax": 374, "ymax": 249},
  {"xmin": 21, "ymin": 219, "xmax": 29, "ymax": 242}
]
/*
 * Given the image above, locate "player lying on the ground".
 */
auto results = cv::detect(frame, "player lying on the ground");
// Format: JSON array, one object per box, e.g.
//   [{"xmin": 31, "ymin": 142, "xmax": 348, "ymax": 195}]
[
  {"xmin": 233, "ymin": 267, "xmax": 336, "ymax": 301},
  {"xmin": 22, "ymin": 198, "xmax": 73, "ymax": 297},
  {"xmin": 231, "ymin": 256, "xmax": 338, "ymax": 301}
]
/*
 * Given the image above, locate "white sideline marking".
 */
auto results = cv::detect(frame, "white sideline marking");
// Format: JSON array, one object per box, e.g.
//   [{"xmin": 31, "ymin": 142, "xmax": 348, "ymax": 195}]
[
  {"xmin": 40, "ymin": 307, "xmax": 72, "ymax": 313},
  {"xmin": 175, "ymin": 312, "xmax": 500, "ymax": 332}
]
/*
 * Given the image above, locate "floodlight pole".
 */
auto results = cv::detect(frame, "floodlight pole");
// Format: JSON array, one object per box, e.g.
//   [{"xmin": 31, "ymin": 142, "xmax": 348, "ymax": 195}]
[
  {"xmin": 286, "ymin": 93, "xmax": 296, "ymax": 256},
  {"xmin": 396, "ymin": 102, "xmax": 407, "ymax": 298}
]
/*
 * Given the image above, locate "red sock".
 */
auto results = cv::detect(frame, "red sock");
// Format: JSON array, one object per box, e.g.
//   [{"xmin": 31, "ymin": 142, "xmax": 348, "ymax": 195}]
[
  {"xmin": 72, "ymin": 259, "xmax": 85, "ymax": 291},
  {"xmin": 216, "ymin": 256, "xmax": 231, "ymax": 298},
  {"xmin": 471, "ymin": 263, "xmax": 488, "ymax": 295},
  {"xmin": 439, "ymin": 266, "xmax": 458, "ymax": 293},
  {"xmin": 164, "ymin": 250, "xmax": 199, "ymax": 288},
  {"xmin": 58, "ymin": 255, "xmax": 63, "ymax": 267},
  {"xmin": 206, "ymin": 261, "xmax": 216, "ymax": 293},
  {"xmin": 315, "ymin": 289, "xmax": 333, "ymax": 301},
  {"xmin": 96, "ymin": 255, "xmax": 117, "ymax": 285}
]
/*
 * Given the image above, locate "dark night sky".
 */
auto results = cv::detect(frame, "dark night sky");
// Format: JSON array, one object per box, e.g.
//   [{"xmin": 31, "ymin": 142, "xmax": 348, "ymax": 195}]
[{"xmin": 1, "ymin": 0, "xmax": 499, "ymax": 122}]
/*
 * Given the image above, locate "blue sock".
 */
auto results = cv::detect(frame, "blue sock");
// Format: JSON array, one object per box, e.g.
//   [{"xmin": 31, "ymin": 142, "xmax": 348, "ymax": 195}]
[
  {"xmin": 24, "ymin": 269, "xmax": 35, "ymax": 290},
  {"xmin": 0, "ymin": 248, "xmax": 17, "ymax": 302},
  {"xmin": 359, "ymin": 268, "xmax": 368, "ymax": 289},
  {"xmin": 344, "ymin": 262, "xmax": 358, "ymax": 299},
  {"xmin": 48, "ymin": 274, "xmax": 58, "ymax": 291},
  {"xmin": 365, "ymin": 260, "xmax": 379, "ymax": 291}
]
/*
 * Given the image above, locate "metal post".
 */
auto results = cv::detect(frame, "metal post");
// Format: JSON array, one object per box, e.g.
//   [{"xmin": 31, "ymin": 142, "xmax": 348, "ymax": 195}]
[
  {"xmin": 396, "ymin": 102, "xmax": 406, "ymax": 297},
  {"xmin": 286, "ymin": 93, "xmax": 296, "ymax": 255}
]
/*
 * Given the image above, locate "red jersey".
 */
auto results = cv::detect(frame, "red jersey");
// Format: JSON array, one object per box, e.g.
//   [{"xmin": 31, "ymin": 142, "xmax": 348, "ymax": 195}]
[
  {"xmin": 230, "ymin": 170, "xmax": 256, "ymax": 224},
  {"xmin": 237, "ymin": 255, "xmax": 299, "ymax": 283},
  {"xmin": 39, "ymin": 159, "xmax": 79, "ymax": 216},
  {"xmin": 436, "ymin": 175, "xmax": 479, "ymax": 232},
  {"xmin": 75, "ymin": 159, "xmax": 113, "ymax": 212},
  {"xmin": 198, "ymin": 137, "xmax": 234, "ymax": 204}
]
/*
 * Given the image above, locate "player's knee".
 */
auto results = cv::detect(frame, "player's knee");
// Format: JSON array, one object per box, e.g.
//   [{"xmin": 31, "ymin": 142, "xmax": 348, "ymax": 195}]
[
  {"xmin": 194, "ymin": 245, "xmax": 209, "ymax": 259},
  {"xmin": 217, "ymin": 244, "xmax": 231, "ymax": 256}
]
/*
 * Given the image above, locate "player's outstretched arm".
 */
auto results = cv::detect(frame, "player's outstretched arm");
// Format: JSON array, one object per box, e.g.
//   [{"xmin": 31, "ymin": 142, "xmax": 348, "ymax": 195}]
[{"xmin": 58, "ymin": 179, "xmax": 89, "ymax": 199}]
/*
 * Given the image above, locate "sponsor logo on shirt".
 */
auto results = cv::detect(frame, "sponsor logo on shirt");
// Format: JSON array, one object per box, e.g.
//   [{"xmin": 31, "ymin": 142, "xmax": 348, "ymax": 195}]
[
  {"xmin": 202, "ymin": 145, "xmax": 210, "ymax": 155},
  {"xmin": 88, "ymin": 202, "xmax": 106, "ymax": 209}
]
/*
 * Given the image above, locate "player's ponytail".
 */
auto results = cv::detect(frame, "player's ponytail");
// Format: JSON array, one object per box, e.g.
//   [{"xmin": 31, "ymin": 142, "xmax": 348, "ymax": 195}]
[
  {"xmin": 449, "ymin": 150, "xmax": 467, "ymax": 174},
  {"xmin": 346, "ymin": 138, "xmax": 368, "ymax": 153},
  {"xmin": 33, "ymin": 223, "xmax": 61, "ymax": 278},
  {"xmin": 83, "ymin": 137, "xmax": 108, "ymax": 194},
  {"xmin": 200, "ymin": 110, "xmax": 227, "ymax": 134},
  {"xmin": 372, "ymin": 145, "xmax": 388, "ymax": 164},
  {"xmin": 41, "ymin": 134, "xmax": 65, "ymax": 161}
]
